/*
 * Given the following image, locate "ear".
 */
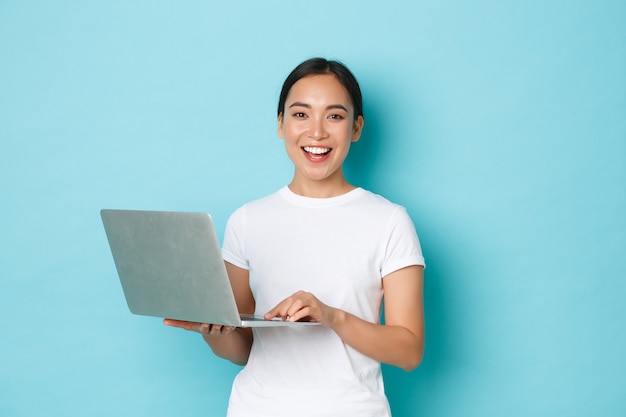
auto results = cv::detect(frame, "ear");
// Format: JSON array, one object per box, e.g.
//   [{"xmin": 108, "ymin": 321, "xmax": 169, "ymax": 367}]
[
  {"xmin": 351, "ymin": 115, "xmax": 364, "ymax": 143},
  {"xmin": 277, "ymin": 113, "xmax": 285, "ymax": 138}
]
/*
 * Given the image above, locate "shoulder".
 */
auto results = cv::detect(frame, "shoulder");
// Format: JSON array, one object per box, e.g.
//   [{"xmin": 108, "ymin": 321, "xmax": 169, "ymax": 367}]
[
  {"xmin": 244, "ymin": 187, "xmax": 287, "ymax": 209},
  {"xmin": 354, "ymin": 189, "xmax": 420, "ymax": 240},
  {"xmin": 227, "ymin": 187, "xmax": 287, "ymax": 222},
  {"xmin": 353, "ymin": 188, "xmax": 409, "ymax": 216}
]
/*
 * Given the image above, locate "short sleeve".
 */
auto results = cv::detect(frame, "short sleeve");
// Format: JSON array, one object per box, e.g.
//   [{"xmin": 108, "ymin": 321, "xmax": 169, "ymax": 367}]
[
  {"xmin": 221, "ymin": 206, "xmax": 249, "ymax": 270},
  {"xmin": 380, "ymin": 206, "xmax": 425, "ymax": 278}
]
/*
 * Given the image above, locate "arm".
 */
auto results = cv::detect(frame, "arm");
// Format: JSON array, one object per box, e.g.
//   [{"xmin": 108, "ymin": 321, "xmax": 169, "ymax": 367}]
[
  {"xmin": 164, "ymin": 261, "xmax": 255, "ymax": 366},
  {"xmin": 265, "ymin": 265, "xmax": 424, "ymax": 371},
  {"xmin": 333, "ymin": 265, "xmax": 424, "ymax": 371}
]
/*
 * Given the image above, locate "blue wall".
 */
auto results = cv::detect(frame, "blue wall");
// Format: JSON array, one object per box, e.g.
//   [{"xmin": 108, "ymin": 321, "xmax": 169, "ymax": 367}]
[{"xmin": 1, "ymin": 1, "xmax": 624, "ymax": 416}]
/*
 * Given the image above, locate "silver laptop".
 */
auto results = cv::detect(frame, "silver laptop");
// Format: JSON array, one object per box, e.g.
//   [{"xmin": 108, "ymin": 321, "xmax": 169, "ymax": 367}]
[{"xmin": 100, "ymin": 209, "xmax": 318, "ymax": 327}]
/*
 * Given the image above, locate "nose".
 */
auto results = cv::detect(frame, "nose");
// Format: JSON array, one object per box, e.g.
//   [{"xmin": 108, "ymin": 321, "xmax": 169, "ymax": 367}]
[{"xmin": 308, "ymin": 116, "xmax": 328, "ymax": 140}]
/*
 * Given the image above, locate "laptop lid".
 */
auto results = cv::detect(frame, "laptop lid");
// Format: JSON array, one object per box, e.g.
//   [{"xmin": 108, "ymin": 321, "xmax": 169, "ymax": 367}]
[{"xmin": 100, "ymin": 209, "xmax": 316, "ymax": 327}]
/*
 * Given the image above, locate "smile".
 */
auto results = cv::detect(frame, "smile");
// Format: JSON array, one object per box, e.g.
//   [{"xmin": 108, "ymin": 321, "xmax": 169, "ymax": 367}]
[
  {"xmin": 303, "ymin": 146, "xmax": 331, "ymax": 155},
  {"xmin": 302, "ymin": 146, "xmax": 332, "ymax": 161}
]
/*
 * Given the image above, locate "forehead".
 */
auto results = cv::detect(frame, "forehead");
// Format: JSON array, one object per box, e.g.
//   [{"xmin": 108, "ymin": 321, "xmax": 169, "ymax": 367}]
[{"xmin": 286, "ymin": 74, "xmax": 352, "ymax": 106}]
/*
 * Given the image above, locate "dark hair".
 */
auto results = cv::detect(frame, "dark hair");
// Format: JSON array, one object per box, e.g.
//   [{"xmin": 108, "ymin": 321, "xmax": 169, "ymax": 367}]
[{"xmin": 277, "ymin": 57, "xmax": 363, "ymax": 121}]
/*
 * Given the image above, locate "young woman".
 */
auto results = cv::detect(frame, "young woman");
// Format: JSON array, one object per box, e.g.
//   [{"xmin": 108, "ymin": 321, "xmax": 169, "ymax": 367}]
[{"xmin": 164, "ymin": 57, "xmax": 425, "ymax": 417}]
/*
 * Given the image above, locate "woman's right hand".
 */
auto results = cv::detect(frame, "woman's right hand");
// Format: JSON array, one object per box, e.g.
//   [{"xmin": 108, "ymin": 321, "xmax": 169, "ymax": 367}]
[
  {"xmin": 164, "ymin": 318, "xmax": 251, "ymax": 365},
  {"xmin": 162, "ymin": 263, "xmax": 254, "ymax": 366},
  {"xmin": 163, "ymin": 318, "xmax": 236, "ymax": 338}
]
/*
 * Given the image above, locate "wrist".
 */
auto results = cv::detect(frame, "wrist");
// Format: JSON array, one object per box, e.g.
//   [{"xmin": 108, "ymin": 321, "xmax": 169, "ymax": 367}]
[{"xmin": 329, "ymin": 307, "xmax": 347, "ymax": 329}]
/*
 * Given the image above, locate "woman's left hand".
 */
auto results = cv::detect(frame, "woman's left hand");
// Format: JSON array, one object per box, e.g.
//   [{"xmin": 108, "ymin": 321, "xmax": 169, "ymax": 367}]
[{"xmin": 264, "ymin": 291, "xmax": 338, "ymax": 326}]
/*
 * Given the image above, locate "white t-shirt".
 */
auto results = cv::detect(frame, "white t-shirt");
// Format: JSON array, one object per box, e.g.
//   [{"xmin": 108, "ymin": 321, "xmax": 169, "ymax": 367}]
[{"xmin": 222, "ymin": 186, "xmax": 425, "ymax": 417}]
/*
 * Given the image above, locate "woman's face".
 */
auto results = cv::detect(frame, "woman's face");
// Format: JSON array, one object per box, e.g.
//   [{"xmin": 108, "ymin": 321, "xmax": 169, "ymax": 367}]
[{"xmin": 278, "ymin": 74, "xmax": 364, "ymax": 194}]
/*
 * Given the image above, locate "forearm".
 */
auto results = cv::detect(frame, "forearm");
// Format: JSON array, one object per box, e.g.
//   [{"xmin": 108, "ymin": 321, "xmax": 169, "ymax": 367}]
[
  {"xmin": 330, "ymin": 309, "xmax": 424, "ymax": 371},
  {"xmin": 203, "ymin": 328, "xmax": 253, "ymax": 366}
]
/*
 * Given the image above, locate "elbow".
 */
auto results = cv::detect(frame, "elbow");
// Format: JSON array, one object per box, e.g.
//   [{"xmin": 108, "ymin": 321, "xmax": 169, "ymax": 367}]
[
  {"xmin": 399, "ymin": 342, "xmax": 424, "ymax": 372},
  {"xmin": 232, "ymin": 357, "xmax": 248, "ymax": 367},
  {"xmin": 400, "ymin": 352, "xmax": 423, "ymax": 372}
]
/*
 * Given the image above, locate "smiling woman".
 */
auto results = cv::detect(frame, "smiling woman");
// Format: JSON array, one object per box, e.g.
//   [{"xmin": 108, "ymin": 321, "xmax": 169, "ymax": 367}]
[
  {"xmin": 164, "ymin": 57, "xmax": 425, "ymax": 417},
  {"xmin": 278, "ymin": 73, "xmax": 364, "ymax": 197}
]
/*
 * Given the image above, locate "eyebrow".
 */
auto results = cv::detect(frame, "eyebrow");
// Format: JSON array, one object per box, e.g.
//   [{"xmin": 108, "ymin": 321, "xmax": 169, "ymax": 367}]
[{"xmin": 288, "ymin": 102, "xmax": 349, "ymax": 112}]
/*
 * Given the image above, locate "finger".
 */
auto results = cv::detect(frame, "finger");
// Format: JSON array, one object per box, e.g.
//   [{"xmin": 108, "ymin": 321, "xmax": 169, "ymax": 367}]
[
  {"xmin": 197, "ymin": 323, "xmax": 219, "ymax": 336},
  {"xmin": 264, "ymin": 309, "xmax": 288, "ymax": 321},
  {"xmin": 286, "ymin": 298, "xmax": 307, "ymax": 318},
  {"xmin": 197, "ymin": 323, "xmax": 211, "ymax": 334},
  {"xmin": 209, "ymin": 324, "xmax": 223, "ymax": 336},
  {"xmin": 163, "ymin": 319, "xmax": 197, "ymax": 330},
  {"xmin": 202, "ymin": 324, "xmax": 237, "ymax": 337},
  {"xmin": 265, "ymin": 291, "xmax": 314, "ymax": 320},
  {"xmin": 265, "ymin": 300, "xmax": 291, "ymax": 320},
  {"xmin": 288, "ymin": 306, "xmax": 313, "ymax": 322}
]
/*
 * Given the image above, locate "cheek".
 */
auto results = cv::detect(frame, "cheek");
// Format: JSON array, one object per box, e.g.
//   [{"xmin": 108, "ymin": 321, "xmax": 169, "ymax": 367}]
[
  {"xmin": 283, "ymin": 124, "xmax": 304, "ymax": 141},
  {"xmin": 334, "ymin": 124, "xmax": 355, "ymax": 140}
]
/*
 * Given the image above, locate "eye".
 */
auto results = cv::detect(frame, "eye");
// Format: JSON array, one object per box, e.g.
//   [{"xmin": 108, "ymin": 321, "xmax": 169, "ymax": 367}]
[
  {"xmin": 292, "ymin": 112, "xmax": 307, "ymax": 118},
  {"xmin": 328, "ymin": 114, "xmax": 345, "ymax": 120}
]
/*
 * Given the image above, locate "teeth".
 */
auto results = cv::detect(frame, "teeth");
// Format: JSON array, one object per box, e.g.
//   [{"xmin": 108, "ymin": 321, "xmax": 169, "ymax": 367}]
[{"xmin": 303, "ymin": 146, "xmax": 330, "ymax": 155}]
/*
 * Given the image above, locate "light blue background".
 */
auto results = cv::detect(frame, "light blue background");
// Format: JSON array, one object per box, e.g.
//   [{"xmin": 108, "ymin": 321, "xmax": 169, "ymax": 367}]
[{"xmin": 1, "ymin": 1, "xmax": 624, "ymax": 416}]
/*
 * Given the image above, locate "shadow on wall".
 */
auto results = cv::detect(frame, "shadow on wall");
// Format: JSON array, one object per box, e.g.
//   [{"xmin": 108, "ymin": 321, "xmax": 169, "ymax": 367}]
[
  {"xmin": 344, "ymin": 91, "xmax": 456, "ymax": 415},
  {"xmin": 383, "ymin": 245, "xmax": 455, "ymax": 416},
  {"xmin": 343, "ymin": 103, "xmax": 383, "ymax": 190}
]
